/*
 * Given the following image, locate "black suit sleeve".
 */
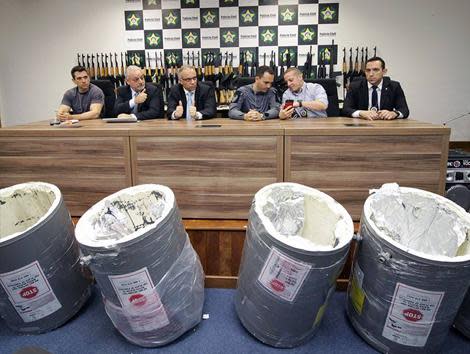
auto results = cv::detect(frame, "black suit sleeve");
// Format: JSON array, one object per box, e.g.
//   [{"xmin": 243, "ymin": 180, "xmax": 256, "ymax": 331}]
[
  {"xmin": 342, "ymin": 81, "xmax": 361, "ymax": 117},
  {"xmin": 392, "ymin": 82, "xmax": 409, "ymax": 118},
  {"xmin": 167, "ymin": 86, "xmax": 181, "ymax": 119},
  {"xmin": 113, "ymin": 87, "xmax": 132, "ymax": 116},
  {"xmin": 198, "ymin": 84, "xmax": 216, "ymax": 119},
  {"xmin": 135, "ymin": 85, "xmax": 164, "ymax": 120}
]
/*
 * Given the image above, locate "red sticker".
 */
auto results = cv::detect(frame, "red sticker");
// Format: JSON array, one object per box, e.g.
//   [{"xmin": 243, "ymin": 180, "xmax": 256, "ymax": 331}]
[
  {"xmin": 270, "ymin": 279, "xmax": 285, "ymax": 292},
  {"xmin": 402, "ymin": 308, "xmax": 423, "ymax": 322},
  {"xmin": 20, "ymin": 286, "xmax": 39, "ymax": 299},
  {"xmin": 129, "ymin": 293, "xmax": 147, "ymax": 307}
]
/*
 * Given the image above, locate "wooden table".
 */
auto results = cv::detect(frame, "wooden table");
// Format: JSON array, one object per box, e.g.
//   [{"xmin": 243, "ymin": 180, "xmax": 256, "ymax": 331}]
[{"xmin": 1, "ymin": 118, "xmax": 449, "ymax": 288}]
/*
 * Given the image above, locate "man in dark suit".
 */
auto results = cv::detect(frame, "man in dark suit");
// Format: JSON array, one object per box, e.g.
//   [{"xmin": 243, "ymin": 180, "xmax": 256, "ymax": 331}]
[
  {"xmin": 167, "ymin": 65, "xmax": 216, "ymax": 120},
  {"xmin": 343, "ymin": 57, "xmax": 409, "ymax": 120},
  {"xmin": 114, "ymin": 65, "xmax": 164, "ymax": 120}
]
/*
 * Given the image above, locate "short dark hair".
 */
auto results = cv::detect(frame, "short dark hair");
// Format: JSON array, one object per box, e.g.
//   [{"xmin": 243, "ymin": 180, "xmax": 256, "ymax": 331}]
[
  {"xmin": 256, "ymin": 65, "xmax": 274, "ymax": 78},
  {"xmin": 366, "ymin": 56, "xmax": 386, "ymax": 69},
  {"xmin": 71, "ymin": 65, "xmax": 87, "ymax": 79}
]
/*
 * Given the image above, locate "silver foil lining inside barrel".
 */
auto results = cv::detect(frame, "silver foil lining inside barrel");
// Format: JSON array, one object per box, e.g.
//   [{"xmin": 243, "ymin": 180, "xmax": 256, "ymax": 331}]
[{"xmin": 75, "ymin": 184, "xmax": 204, "ymax": 347}]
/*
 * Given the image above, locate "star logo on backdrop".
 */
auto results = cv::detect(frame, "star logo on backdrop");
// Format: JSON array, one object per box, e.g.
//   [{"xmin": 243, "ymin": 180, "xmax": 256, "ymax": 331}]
[
  {"xmin": 184, "ymin": 32, "xmax": 198, "ymax": 45},
  {"xmin": 166, "ymin": 53, "xmax": 178, "ymax": 65},
  {"xmin": 300, "ymin": 28, "xmax": 315, "ymax": 41},
  {"xmin": 146, "ymin": 33, "xmax": 161, "ymax": 46},
  {"xmin": 203, "ymin": 11, "xmax": 216, "ymax": 24},
  {"xmin": 321, "ymin": 48, "xmax": 331, "ymax": 61},
  {"xmin": 127, "ymin": 14, "xmax": 141, "ymax": 27},
  {"xmin": 147, "ymin": 0, "xmax": 157, "ymax": 5},
  {"xmin": 281, "ymin": 8, "xmax": 295, "ymax": 22},
  {"xmin": 165, "ymin": 11, "xmax": 177, "ymax": 25},
  {"xmin": 222, "ymin": 31, "xmax": 236, "ymax": 43},
  {"xmin": 321, "ymin": 7, "xmax": 335, "ymax": 20},
  {"xmin": 131, "ymin": 53, "xmax": 142, "ymax": 66},
  {"xmin": 185, "ymin": 0, "xmax": 196, "ymax": 4},
  {"xmin": 245, "ymin": 51, "xmax": 254, "ymax": 63},
  {"xmin": 261, "ymin": 29, "xmax": 275, "ymax": 43},
  {"xmin": 241, "ymin": 10, "xmax": 255, "ymax": 23}
]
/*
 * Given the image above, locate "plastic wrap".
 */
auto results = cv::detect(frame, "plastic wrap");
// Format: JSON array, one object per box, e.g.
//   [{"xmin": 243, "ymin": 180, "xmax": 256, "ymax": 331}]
[
  {"xmin": 454, "ymin": 289, "xmax": 470, "ymax": 338},
  {"xmin": 235, "ymin": 182, "xmax": 354, "ymax": 348},
  {"xmin": 347, "ymin": 184, "xmax": 470, "ymax": 353},
  {"xmin": 75, "ymin": 184, "xmax": 204, "ymax": 347},
  {"xmin": 0, "ymin": 182, "xmax": 91, "ymax": 333}
]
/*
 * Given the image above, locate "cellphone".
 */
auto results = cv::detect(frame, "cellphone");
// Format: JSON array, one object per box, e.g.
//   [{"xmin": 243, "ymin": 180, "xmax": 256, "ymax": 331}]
[{"xmin": 284, "ymin": 100, "xmax": 294, "ymax": 109}]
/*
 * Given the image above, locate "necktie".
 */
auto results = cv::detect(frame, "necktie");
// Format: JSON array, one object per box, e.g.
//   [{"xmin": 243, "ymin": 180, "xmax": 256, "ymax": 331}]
[
  {"xmin": 132, "ymin": 91, "xmax": 139, "ymax": 114},
  {"xmin": 371, "ymin": 86, "xmax": 378, "ymax": 110},
  {"xmin": 186, "ymin": 92, "xmax": 193, "ymax": 120}
]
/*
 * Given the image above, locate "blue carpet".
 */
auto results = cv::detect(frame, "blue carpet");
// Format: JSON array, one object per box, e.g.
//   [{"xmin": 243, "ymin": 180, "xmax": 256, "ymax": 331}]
[{"xmin": 1, "ymin": 287, "xmax": 468, "ymax": 354}]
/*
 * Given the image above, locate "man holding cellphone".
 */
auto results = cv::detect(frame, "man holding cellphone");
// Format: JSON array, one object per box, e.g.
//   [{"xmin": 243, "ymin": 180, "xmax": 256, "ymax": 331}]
[{"xmin": 279, "ymin": 67, "xmax": 328, "ymax": 119}]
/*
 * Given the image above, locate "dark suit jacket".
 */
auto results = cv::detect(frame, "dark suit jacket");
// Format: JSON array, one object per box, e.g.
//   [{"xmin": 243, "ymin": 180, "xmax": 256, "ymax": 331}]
[
  {"xmin": 342, "ymin": 77, "xmax": 409, "ymax": 118},
  {"xmin": 114, "ymin": 83, "xmax": 164, "ymax": 120},
  {"xmin": 167, "ymin": 82, "xmax": 216, "ymax": 120}
]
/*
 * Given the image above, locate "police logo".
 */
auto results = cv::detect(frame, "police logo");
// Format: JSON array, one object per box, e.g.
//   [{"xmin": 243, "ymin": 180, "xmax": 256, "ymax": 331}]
[
  {"xmin": 259, "ymin": 27, "xmax": 277, "ymax": 46},
  {"xmin": 220, "ymin": 28, "xmax": 239, "ymax": 47},
  {"xmin": 201, "ymin": 9, "xmax": 219, "ymax": 28},
  {"xmin": 239, "ymin": 7, "xmax": 258, "ymax": 27},
  {"xmin": 182, "ymin": 29, "xmax": 201, "ymax": 48},
  {"xmin": 319, "ymin": 3, "xmax": 339, "ymax": 24},
  {"xmin": 162, "ymin": 9, "xmax": 181, "ymax": 28},
  {"xmin": 125, "ymin": 11, "xmax": 144, "ymax": 30},
  {"xmin": 144, "ymin": 31, "xmax": 163, "ymax": 49},
  {"xmin": 279, "ymin": 6, "xmax": 298, "ymax": 25}
]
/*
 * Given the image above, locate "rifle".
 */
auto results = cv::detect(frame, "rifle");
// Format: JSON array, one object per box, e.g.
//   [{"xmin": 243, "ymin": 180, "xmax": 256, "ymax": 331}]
[
  {"xmin": 286, "ymin": 50, "xmax": 291, "ymax": 69},
  {"xmin": 329, "ymin": 39, "xmax": 335, "ymax": 78},
  {"xmin": 359, "ymin": 47, "xmax": 365, "ymax": 76},
  {"xmin": 90, "ymin": 54, "xmax": 96, "ymax": 79},
  {"xmin": 373, "ymin": 46, "xmax": 377, "ymax": 57},
  {"xmin": 263, "ymin": 52, "xmax": 266, "ymax": 67},
  {"xmin": 243, "ymin": 51, "xmax": 249, "ymax": 77},
  {"xmin": 114, "ymin": 53, "xmax": 119, "ymax": 78},
  {"xmin": 77, "ymin": 53, "xmax": 81, "ymax": 66},
  {"xmin": 196, "ymin": 52, "xmax": 203, "ymax": 80},
  {"xmin": 109, "ymin": 52, "xmax": 114, "ymax": 79},
  {"xmin": 342, "ymin": 47, "xmax": 347, "ymax": 83},
  {"xmin": 105, "ymin": 53, "xmax": 110, "ymax": 78},
  {"xmin": 100, "ymin": 53, "xmax": 105, "ymax": 78},
  {"xmin": 86, "ymin": 55, "xmax": 90, "ymax": 75},
  {"xmin": 239, "ymin": 50, "xmax": 244, "ymax": 76},
  {"xmin": 81, "ymin": 54, "xmax": 85, "ymax": 69},
  {"xmin": 353, "ymin": 47, "xmax": 359, "ymax": 76},
  {"xmin": 229, "ymin": 52, "xmax": 234, "ymax": 74}
]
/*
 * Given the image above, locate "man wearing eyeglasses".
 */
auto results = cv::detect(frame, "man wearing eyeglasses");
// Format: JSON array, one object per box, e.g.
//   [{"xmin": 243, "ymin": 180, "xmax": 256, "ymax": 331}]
[
  {"xmin": 114, "ymin": 65, "xmax": 164, "ymax": 119},
  {"xmin": 167, "ymin": 65, "xmax": 216, "ymax": 120}
]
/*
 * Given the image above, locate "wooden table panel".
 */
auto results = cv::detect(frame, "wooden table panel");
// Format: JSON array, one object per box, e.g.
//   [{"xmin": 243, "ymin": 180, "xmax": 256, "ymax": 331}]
[
  {"xmin": 132, "ymin": 135, "xmax": 283, "ymax": 219},
  {"xmin": 285, "ymin": 131, "xmax": 449, "ymax": 220},
  {"xmin": 0, "ymin": 136, "xmax": 132, "ymax": 216}
]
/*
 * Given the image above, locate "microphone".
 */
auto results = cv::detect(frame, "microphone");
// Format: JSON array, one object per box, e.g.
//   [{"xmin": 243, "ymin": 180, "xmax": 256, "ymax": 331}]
[{"xmin": 443, "ymin": 111, "xmax": 470, "ymax": 125}]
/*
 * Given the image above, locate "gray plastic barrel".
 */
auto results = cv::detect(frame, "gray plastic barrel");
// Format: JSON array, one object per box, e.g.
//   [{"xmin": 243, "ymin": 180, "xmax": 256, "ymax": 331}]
[
  {"xmin": 347, "ymin": 184, "xmax": 470, "ymax": 353},
  {"xmin": 75, "ymin": 184, "xmax": 204, "ymax": 347},
  {"xmin": 454, "ymin": 289, "xmax": 470, "ymax": 338},
  {"xmin": 0, "ymin": 182, "xmax": 91, "ymax": 333},
  {"xmin": 235, "ymin": 183, "xmax": 354, "ymax": 348}
]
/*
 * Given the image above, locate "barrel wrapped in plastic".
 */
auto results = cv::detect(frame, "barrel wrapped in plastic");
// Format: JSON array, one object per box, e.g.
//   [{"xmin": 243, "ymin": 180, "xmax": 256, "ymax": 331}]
[
  {"xmin": 235, "ymin": 182, "xmax": 354, "ymax": 348},
  {"xmin": 347, "ymin": 183, "xmax": 470, "ymax": 353},
  {"xmin": 75, "ymin": 184, "xmax": 204, "ymax": 347},
  {"xmin": 0, "ymin": 182, "xmax": 91, "ymax": 333},
  {"xmin": 454, "ymin": 289, "xmax": 470, "ymax": 338}
]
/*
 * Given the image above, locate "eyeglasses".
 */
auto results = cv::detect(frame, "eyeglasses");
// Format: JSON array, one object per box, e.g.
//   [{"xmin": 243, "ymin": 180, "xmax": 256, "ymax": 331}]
[{"xmin": 181, "ymin": 76, "xmax": 197, "ymax": 82}]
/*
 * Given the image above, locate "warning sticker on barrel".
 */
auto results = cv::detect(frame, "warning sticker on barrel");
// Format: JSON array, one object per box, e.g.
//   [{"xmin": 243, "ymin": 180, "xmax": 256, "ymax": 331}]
[
  {"xmin": 382, "ymin": 283, "xmax": 444, "ymax": 347},
  {"xmin": 0, "ymin": 261, "xmax": 62, "ymax": 322},
  {"xmin": 109, "ymin": 267, "xmax": 169, "ymax": 332},
  {"xmin": 257, "ymin": 247, "xmax": 311, "ymax": 302},
  {"xmin": 349, "ymin": 263, "xmax": 365, "ymax": 315}
]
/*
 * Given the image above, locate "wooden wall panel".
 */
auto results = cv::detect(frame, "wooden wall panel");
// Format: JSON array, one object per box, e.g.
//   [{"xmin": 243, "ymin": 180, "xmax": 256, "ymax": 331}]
[
  {"xmin": 132, "ymin": 136, "xmax": 283, "ymax": 219},
  {"xmin": 285, "ymin": 135, "xmax": 448, "ymax": 220},
  {"xmin": 0, "ymin": 136, "xmax": 132, "ymax": 216}
]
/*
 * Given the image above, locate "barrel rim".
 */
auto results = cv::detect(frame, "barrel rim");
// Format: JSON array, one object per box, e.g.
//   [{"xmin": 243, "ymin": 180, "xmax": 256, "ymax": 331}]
[
  {"xmin": 363, "ymin": 186, "xmax": 470, "ymax": 263},
  {"xmin": 0, "ymin": 182, "xmax": 61, "ymax": 245},
  {"xmin": 253, "ymin": 182, "xmax": 354, "ymax": 252},
  {"xmin": 75, "ymin": 184, "xmax": 175, "ymax": 249}
]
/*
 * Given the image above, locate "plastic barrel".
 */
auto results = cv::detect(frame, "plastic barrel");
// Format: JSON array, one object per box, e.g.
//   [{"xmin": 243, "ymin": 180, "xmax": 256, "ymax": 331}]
[
  {"xmin": 0, "ymin": 182, "xmax": 91, "ymax": 333},
  {"xmin": 347, "ymin": 184, "xmax": 470, "ymax": 353},
  {"xmin": 235, "ymin": 182, "xmax": 354, "ymax": 348},
  {"xmin": 75, "ymin": 184, "xmax": 204, "ymax": 347},
  {"xmin": 454, "ymin": 288, "xmax": 470, "ymax": 338}
]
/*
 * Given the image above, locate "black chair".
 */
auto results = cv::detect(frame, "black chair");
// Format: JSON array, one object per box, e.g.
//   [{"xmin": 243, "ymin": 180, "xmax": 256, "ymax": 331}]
[
  {"xmin": 91, "ymin": 80, "xmax": 116, "ymax": 118},
  {"xmin": 306, "ymin": 78, "xmax": 340, "ymax": 117}
]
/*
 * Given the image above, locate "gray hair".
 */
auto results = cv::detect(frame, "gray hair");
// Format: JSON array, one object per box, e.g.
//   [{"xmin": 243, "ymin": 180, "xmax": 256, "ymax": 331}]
[
  {"xmin": 125, "ymin": 65, "xmax": 143, "ymax": 79},
  {"xmin": 177, "ymin": 65, "xmax": 197, "ymax": 76}
]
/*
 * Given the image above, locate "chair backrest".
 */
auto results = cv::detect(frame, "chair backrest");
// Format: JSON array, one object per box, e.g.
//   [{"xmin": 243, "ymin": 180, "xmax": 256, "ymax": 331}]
[
  {"xmin": 306, "ymin": 78, "xmax": 340, "ymax": 117},
  {"xmin": 91, "ymin": 80, "xmax": 116, "ymax": 118}
]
